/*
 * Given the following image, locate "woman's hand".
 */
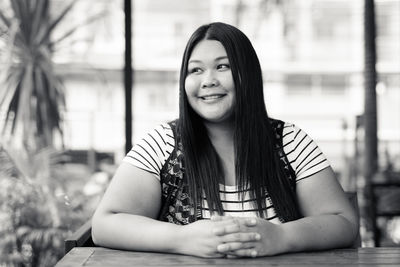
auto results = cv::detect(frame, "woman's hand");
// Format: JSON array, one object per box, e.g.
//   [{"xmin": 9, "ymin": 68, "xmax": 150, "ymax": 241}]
[
  {"xmin": 214, "ymin": 217, "xmax": 287, "ymax": 258},
  {"xmin": 177, "ymin": 217, "xmax": 261, "ymax": 258}
]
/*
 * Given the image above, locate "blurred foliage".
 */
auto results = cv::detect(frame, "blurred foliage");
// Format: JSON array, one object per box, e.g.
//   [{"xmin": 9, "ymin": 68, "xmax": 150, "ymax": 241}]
[
  {"xmin": 0, "ymin": 0, "xmax": 105, "ymax": 266},
  {"xmin": 0, "ymin": 0, "xmax": 73, "ymax": 150},
  {"xmin": 0, "ymin": 145, "xmax": 95, "ymax": 267},
  {"xmin": 0, "ymin": 0, "xmax": 103, "ymax": 150}
]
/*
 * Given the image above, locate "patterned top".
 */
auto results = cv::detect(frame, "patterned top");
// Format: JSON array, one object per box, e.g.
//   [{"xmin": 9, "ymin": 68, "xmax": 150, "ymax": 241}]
[{"xmin": 123, "ymin": 121, "xmax": 330, "ymax": 223}]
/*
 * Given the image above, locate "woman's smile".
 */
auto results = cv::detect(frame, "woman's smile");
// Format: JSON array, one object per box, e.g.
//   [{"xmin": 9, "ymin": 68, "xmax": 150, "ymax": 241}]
[{"xmin": 198, "ymin": 93, "xmax": 227, "ymax": 101}]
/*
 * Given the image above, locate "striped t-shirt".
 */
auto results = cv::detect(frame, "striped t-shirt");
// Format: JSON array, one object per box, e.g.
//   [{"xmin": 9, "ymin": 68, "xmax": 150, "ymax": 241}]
[{"xmin": 123, "ymin": 122, "xmax": 330, "ymax": 224}]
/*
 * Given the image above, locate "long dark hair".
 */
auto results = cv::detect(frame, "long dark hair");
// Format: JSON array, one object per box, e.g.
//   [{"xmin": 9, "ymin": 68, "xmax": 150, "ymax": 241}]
[{"xmin": 178, "ymin": 22, "xmax": 300, "ymax": 222}]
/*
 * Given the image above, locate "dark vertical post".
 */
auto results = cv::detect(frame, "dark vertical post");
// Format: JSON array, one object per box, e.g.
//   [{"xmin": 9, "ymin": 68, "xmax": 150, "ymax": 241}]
[
  {"xmin": 124, "ymin": 0, "xmax": 133, "ymax": 154},
  {"xmin": 363, "ymin": 0, "xmax": 378, "ymax": 246}
]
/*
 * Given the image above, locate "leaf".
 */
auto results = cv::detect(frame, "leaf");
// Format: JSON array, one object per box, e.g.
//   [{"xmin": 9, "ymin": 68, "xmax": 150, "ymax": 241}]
[
  {"xmin": 16, "ymin": 226, "xmax": 31, "ymax": 239},
  {"xmin": 39, "ymin": 0, "xmax": 78, "ymax": 46},
  {"xmin": 15, "ymin": 63, "xmax": 34, "ymax": 144},
  {"xmin": 0, "ymin": 19, "xmax": 19, "ymax": 99},
  {"xmin": 10, "ymin": 0, "xmax": 29, "ymax": 44},
  {"xmin": 0, "ymin": 147, "xmax": 18, "ymax": 177},
  {"xmin": 0, "ymin": 73, "xmax": 15, "ymax": 109},
  {"xmin": 50, "ymin": 11, "xmax": 106, "ymax": 46},
  {"xmin": 9, "ymin": 0, "xmax": 22, "ymax": 22},
  {"xmin": 3, "ymin": 79, "xmax": 22, "ymax": 137},
  {"xmin": 0, "ymin": 67, "xmax": 22, "ymax": 115},
  {"xmin": 34, "ymin": 67, "xmax": 52, "ymax": 143},
  {"xmin": 0, "ymin": 8, "xmax": 11, "ymax": 28},
  {"xmin": 30, "ymin": 0, "xmax": 49, "ymax": 45},
  {"xmin": 39, "ymin": 56, "xmax": 66, "ymax": 108}
]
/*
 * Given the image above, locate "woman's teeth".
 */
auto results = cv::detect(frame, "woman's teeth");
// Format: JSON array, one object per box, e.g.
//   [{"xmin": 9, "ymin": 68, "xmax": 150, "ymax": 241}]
[{"xmin": 201, "ymin": 95, "xmax": 224, "ymax": 100}]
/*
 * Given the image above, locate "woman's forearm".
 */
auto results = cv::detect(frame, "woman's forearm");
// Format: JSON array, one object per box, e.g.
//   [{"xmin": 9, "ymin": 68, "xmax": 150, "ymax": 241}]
[
  {"xmin": 92, "ymin": 213, "xmax": 183, "ymax": 254},
  {"xmin": 281, "ymin": 214, "xmax": 359, "ymax": 253}
]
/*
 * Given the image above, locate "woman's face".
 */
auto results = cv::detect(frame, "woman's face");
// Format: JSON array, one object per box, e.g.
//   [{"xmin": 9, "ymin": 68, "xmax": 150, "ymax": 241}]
[{"xmin": 185, "ymin": 40, "xmax": 235, "ymax": 124}]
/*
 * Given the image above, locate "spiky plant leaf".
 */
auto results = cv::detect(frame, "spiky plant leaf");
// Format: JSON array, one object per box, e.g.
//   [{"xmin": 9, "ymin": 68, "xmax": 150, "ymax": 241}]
[
  {"xmin": 40, "ymin": 0, "xmax": 78, "ymax": 47},
  {"xmin": 51, "ymin": 10, "xmax": 106, "ymax": 46}
]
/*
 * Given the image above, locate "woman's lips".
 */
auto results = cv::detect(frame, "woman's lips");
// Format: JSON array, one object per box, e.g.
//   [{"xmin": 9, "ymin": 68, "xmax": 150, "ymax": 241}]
[{"xmin": 199, "ymin": 94, "xmax": 226, "ymax": 101}]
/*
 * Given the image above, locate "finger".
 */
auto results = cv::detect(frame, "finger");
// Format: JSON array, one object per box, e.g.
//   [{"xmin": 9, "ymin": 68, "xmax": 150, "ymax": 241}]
[
  {"xmin": 212, "ymin": 216, "xmax": 236, "ymax": 224},
  {"xmin": 221, "ymin": 232, "xmax": 261, "ymax": 243},
  {"xmin": 211, "ymin": 216, "xmax": 236, "ymax": 225},
  {"xmin": 226, "ymin": 249, "xmax": 258, "ymax": 258},
  {"xmin": 213, "ymin": 223, "xmax": 240, "ymax": 236},
  {"xmin": 217, "ymin": 241, "xmax": 255, "ymax": 253},
  {"xmin": 218, "ymin": 215, "xmax": 234, "ymax": 221},
  {"xmin": 211, "ymin": 214, "xmax": 230, "ymax": 221},
  {"xmin": 243, "ymin": 218, "xmax": 257, "ymax": 227},
  {"xmin": 211, "ymin": 215, "xmax": 222, "ymax": 221}
]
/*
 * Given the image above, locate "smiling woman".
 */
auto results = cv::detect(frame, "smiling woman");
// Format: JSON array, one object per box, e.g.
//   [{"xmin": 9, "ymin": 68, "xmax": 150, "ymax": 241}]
[{"xmin": 91, "ymin": 22, "xmax": 359, "ymax": 258}]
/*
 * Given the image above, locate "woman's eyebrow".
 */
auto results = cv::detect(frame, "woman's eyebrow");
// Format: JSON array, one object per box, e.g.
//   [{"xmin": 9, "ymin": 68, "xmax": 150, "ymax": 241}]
[
  {"xmin": 188, "ymin": 59, "xmax": 202, "ymax": 64},
  {"xmin": 188, "ymin": 56, "xmax": 228, "ymax": 64},
  {"xmin": 215, "ymin": 56, "xmax": 228, "ymax": 61}
]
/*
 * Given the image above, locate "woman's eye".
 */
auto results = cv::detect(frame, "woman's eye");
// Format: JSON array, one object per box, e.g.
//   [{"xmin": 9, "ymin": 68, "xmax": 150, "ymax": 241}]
[
  {"xmin": 217, "ymin": 64, "xmax": 230, "ymax": 70},
  {"xmin": 188, "ymin": 67, "xmax": 202, "ymax": 74}
]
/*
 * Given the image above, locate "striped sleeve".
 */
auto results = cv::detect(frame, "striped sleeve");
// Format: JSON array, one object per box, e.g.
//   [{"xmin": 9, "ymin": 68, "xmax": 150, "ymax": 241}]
[
  {"xmin": 122, "ymin": 123, "xmax": 175, "ymax": 180},
  {"xmin": 282, "ymin": 122, "xmax": 330, "ymax": 182}
]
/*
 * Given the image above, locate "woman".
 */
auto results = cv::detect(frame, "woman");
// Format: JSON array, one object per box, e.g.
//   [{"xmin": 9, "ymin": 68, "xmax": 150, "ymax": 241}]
[{"xmin": 92, "ymin": 22, "xmax": 358, "ymax": 258}]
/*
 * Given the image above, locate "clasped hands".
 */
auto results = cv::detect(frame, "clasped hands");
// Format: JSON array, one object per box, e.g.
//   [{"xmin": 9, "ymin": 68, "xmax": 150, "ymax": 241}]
[{"xmin": 179, "ymin": 215, "xmax": 286, "ymax": 258}]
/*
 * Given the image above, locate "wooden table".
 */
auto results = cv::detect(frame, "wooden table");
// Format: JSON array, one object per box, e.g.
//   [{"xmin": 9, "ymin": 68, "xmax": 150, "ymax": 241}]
[{"xmin": 56, "ymin": 247, "xmax": 400, "ymax": 267}]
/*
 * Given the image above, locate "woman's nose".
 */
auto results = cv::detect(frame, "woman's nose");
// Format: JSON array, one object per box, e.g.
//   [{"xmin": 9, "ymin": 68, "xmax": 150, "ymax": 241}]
[{"xmin": 201, "ymin": 71, "xmax": 219, "ymax": 88}]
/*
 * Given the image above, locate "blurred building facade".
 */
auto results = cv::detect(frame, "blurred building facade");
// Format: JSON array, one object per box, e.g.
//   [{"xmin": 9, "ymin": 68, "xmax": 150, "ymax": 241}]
[{"xmin": 48, "ymin": 0, "xmax": 399, "ymax": 175}]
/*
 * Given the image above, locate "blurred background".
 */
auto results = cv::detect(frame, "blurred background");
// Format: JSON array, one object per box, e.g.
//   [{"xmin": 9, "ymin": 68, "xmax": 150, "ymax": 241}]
[{"xmin": 0, "ymin": 0, "xmax": 399, "ymax": 266}]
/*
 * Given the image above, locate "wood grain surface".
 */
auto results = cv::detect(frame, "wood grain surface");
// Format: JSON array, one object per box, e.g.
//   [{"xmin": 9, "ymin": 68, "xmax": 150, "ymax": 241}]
[{"xmin": 56, "ymin": 247, "xmax": 400, "ymax": 267}]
